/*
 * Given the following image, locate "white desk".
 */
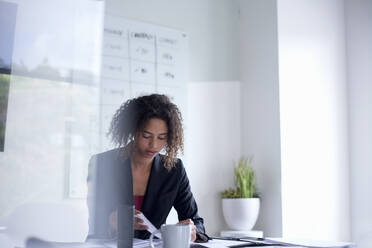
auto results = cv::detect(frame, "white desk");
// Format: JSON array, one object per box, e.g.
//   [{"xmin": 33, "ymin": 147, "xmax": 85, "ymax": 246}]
[
  {"xmin": 267, "ymin": 237, "xmax": 356, "ymax": 248},
  {"xmin": 0, "ymin": 232, "xmax": 356, "ymax": 248}
]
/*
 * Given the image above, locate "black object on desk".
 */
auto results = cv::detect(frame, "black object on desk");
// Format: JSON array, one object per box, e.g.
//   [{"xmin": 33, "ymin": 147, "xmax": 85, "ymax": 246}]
[
  {"xmin": 191, "ymin": 244, "xmax": 210, "ymax": 248},
  {"xmin": 209, "ymin": 236, "xmax": 356, "ymax": 248},
  {"xmin": 210, "ymin": 236, "xmax": 293, "ymax": 247}
]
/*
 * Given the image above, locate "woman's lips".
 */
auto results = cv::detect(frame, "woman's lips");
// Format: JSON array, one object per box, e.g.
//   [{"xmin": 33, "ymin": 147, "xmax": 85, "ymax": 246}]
[{"xmin": 146, "ymin": 151, "xmax": 157, "ymax": 156}]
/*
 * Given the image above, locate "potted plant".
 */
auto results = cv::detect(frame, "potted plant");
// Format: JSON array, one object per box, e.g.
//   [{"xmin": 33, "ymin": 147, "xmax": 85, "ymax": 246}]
[{"xmin": 221, "ymin": 157, "xmax": 260, "ymax": 231}]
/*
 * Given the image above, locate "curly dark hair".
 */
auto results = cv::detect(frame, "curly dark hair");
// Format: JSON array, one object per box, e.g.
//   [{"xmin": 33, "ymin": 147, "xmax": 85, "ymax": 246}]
[{"xmin": 108, "ymin": 94, "xmax": 184, "ymax": 170}]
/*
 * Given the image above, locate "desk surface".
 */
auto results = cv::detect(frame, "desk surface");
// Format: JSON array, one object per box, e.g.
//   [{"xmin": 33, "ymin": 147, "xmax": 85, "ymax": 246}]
[
  {"xmin": 207, "ymin": 237, "xmax": 355, "ymax": 248},
  {"xmin": 0, "ymin": 232, "xmax": 356, "ymax": 248},
  {"xmin": 267, "ymin": 237, "xmax": 355, "ymax": 248}
]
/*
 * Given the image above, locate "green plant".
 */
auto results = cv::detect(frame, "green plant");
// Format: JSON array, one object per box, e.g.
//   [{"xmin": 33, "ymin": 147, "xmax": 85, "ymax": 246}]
[{"xmin": 221, "ymin": 157, "xmax": 258, "ymax": 198}]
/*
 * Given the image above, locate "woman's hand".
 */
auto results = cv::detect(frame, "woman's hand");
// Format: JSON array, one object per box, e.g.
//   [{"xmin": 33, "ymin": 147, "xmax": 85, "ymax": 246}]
[
  {"xmin": 109, "ymin": 210, "xmax": 117, "ymax": 236},
  {"xmin": 134, "ymin": 210, "xmax": 148, "ymax": 230},
  {"xmin": 178, "ymin": 218, "xmax": 197, "ymax": 242},
  {"xmin": 110, "ymin": 209, "xmax": 148, "ymax": 232}
]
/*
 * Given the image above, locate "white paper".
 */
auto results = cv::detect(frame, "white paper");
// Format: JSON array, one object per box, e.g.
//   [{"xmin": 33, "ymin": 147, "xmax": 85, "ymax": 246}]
[
  {"xmin": 193, "ymin": 239, "xmax": 305, "ymax": 248},
  {"xmin": 133, "ymin": 238, "xmax": 162, "ymax": 248},
  {"xmin": 102, "ymin": 238, "xmax": 162, "ymax": 248},
  {"xmin": 268, "ymin": 237, "xmax": 355, "ymax": 248},
  {"xmin": 28, "ymin": 241, "xmax": 105, "ymax": 248},
  {"xmin": 135, "ymin": 213, "xmax": 162, "ymax": 239}
]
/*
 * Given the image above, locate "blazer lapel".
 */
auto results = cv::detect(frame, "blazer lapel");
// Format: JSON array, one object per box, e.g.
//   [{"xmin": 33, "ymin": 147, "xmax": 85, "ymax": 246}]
[{"xmin": 141, "ymin": 155, "xmax": 162, "ymax": 220}]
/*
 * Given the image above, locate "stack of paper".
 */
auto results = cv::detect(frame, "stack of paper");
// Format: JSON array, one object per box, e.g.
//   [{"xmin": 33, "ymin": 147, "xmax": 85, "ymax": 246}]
[
  {"xmin": 133, "ymin": 238, "xmax": 162, "ymax": 248},
  {"xmin": 102, "ymin": 238, "xmax": 162, "ymax": 248}
]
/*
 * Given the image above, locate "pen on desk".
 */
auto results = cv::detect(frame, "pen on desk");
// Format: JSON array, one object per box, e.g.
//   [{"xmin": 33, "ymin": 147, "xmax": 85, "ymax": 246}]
[
  {"xmin": 209, "ymin": 236, "xmax": 265, "ymax": 241},
  {"xmin": 208, "ymin": 237, "xmax": 258, "ymax": 246},
  {"xmin": 209, "ymin": 236, "xmax": 267, "ymax": 244},
  {"xmin": 209, "ymin": 237, "xmax": 291, "ymax": 247},
  {"xmin": 209, "ymin": 236, "xmax": 254, "ymax": 242},
  {"xmin": 228, "ymin": 243, "xmax": 288, "ymax": 247}
]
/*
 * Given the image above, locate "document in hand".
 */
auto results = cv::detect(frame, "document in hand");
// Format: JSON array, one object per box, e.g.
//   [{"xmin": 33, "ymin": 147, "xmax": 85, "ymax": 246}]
[{"xmin": 135, "ymin": 213, "xmax": 162, "ymax": 239}]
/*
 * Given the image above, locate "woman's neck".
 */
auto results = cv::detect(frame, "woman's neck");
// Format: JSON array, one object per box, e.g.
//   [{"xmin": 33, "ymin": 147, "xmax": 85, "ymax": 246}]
[{"xmin": 131, "ymin": 150, "xmax": 153, "ymax": 171}]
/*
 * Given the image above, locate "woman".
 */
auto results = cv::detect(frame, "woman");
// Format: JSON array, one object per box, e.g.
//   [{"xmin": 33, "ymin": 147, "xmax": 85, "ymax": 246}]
[{"xmin": 87, "ymin": 94, "xmax": 207, "ymax": 242}]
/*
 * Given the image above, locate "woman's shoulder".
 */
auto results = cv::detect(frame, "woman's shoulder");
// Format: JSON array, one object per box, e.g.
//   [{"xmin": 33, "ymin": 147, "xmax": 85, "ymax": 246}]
[
  {"xmin": 89, "ymin": 147, "xmax": 128, "ymax": 167},
  {"xmin": 157, "ymin": 154, "xmax": 185, "ymax": 173},
  {"xmin": 93, "ymin": 147, "xmax": 126, "ymax": 158}
]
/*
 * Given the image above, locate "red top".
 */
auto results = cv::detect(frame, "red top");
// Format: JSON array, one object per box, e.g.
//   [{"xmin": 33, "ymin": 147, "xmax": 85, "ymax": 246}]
[{"xmin": 134, "ymin": 195, "xmax": 145, "ymax": 210}]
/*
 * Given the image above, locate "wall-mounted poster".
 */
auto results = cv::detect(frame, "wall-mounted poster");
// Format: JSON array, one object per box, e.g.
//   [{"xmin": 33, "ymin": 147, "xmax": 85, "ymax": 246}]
[
  {"xmin": 0, "ymin": 1, "xmax": 17, "ymax": 152},
  {"xmin": 99, "ymin": 14, "xmax": 189, "ymax": 151}
]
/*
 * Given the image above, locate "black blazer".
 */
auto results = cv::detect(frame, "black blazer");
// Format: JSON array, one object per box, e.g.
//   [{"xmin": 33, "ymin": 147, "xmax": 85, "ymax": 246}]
[{"xmin": 86, "ymin": 148, "xmax": 206, "ymax": 240}]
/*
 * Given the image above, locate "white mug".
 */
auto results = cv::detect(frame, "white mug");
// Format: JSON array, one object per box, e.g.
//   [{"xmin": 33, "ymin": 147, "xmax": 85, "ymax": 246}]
[{"xmin": 150, "ymin": 224, "xmax": 191, "ymax": 248}]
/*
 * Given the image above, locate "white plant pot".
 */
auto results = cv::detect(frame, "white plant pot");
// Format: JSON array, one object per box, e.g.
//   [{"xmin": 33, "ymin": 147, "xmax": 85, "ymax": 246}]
[{"xmin": 222, "ymin": 198, "xmax": 260, "ymax": 231}]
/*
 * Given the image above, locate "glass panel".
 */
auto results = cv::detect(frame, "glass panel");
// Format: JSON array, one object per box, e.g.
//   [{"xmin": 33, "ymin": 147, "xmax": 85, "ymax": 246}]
[
  {"xmin": 0, "ymin": 0, "xmax": 105, "ymax": 244},
  {"xmin": 0, "ymin": 1, "xmax": 189, "ymax": 245}
]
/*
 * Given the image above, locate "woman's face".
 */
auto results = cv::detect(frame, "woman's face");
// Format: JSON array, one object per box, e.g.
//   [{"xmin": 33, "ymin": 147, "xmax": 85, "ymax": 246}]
[{"xmin": 135, "ymin": 118, "xmax": 168, "ymax": 160}]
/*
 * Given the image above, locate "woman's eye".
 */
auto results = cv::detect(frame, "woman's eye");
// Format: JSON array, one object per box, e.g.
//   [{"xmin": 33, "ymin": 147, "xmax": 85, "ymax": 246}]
[
  {"xmin": 158, "ymin": 136, "xmax": 167, "ymax": 140},
  {"xmin": 142, "ymin": 135, "xmax": 151, "ymax": 139}
]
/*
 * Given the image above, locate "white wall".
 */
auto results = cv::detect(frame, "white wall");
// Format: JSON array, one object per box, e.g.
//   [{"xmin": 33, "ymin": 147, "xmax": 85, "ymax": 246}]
[
  {"xmin": 185, "ymin": 81, "xmax": 241, "ymax": 235},
  {"xmin": 277, "ymin": 0, "xmax": 350, "ymax": 241},
  {"xmin": 345, "ymin": 0, "xmax": 372, "ymax": 247},
  {"xmin": 239, "ymin": 0, "xmax": 283, "ymax": 237}
]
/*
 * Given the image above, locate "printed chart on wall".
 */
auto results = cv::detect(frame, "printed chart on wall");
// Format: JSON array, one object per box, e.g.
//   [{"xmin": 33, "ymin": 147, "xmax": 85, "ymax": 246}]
[
  {"xmin": 68, "ymin": 14, "xmax": 188, "ymax": 198},
  {"xmin": 99, "ymin": 14, "xmax": 188, "ymax": 150}
]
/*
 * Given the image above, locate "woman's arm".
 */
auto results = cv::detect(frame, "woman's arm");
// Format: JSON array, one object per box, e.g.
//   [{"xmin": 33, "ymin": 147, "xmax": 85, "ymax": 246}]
[{"xmin": 173, "ymin": 160, "xmax": 208, "ymax": 242}]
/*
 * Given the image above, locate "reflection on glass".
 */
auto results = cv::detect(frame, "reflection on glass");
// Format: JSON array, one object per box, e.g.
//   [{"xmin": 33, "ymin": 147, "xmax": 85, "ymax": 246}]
[
  {"xmin": 0, "ymin": 1, "xmax": 188, "ymax": 245},
  {"xmin": 0, "ymin": 1, "xmax": 105, "ymax": 245},
  {"xmin": 0, "ymin": 1, "xmax": 17, "ymax": 152}
]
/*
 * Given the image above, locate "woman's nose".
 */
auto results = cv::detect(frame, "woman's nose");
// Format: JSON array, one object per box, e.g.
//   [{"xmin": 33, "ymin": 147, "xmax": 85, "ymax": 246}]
[{"xmin": 149, "ymin": 138, "xmax": 156, "ymax": 148}]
